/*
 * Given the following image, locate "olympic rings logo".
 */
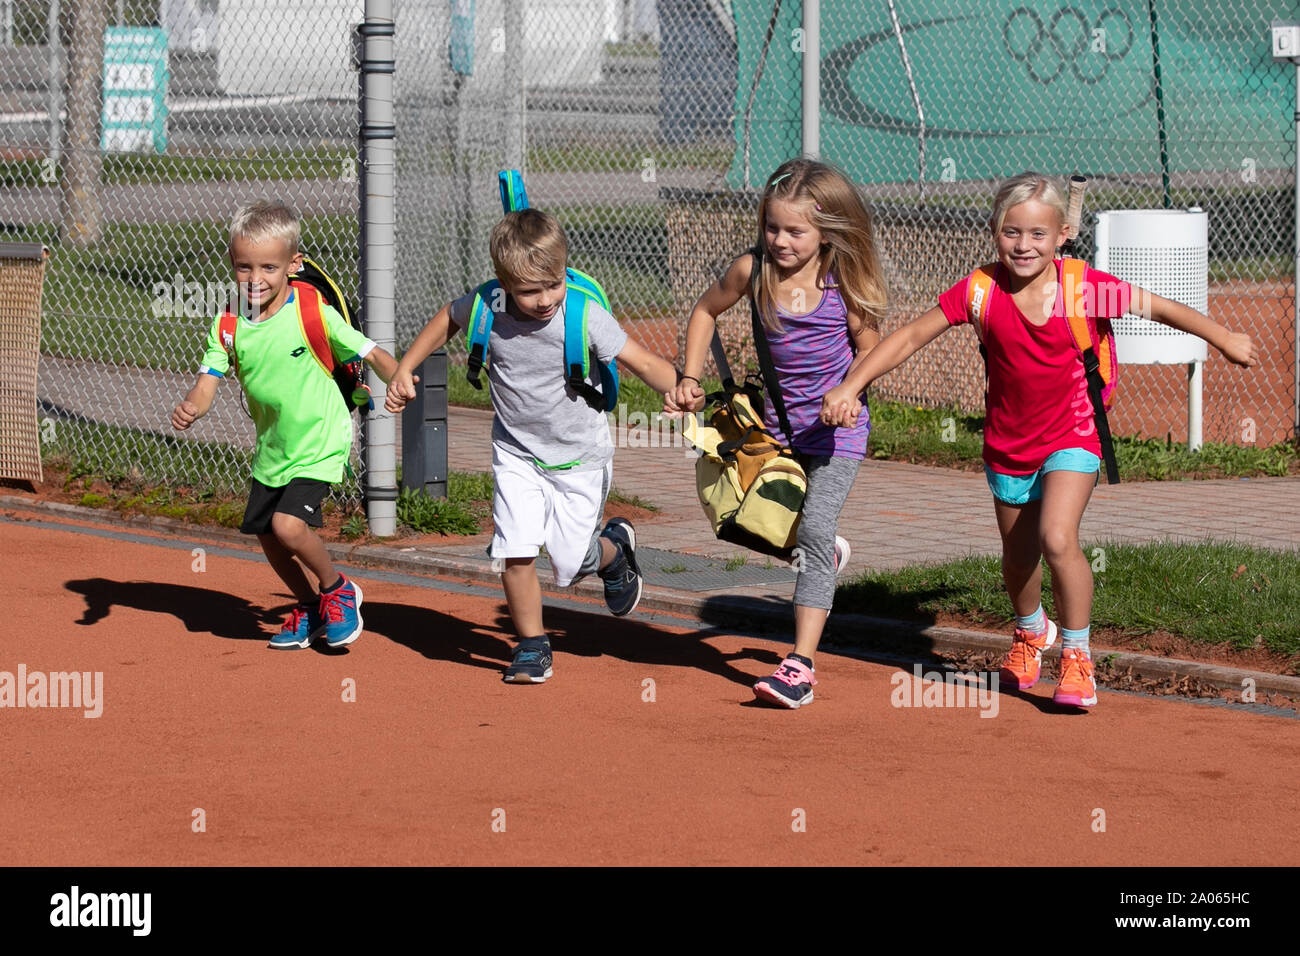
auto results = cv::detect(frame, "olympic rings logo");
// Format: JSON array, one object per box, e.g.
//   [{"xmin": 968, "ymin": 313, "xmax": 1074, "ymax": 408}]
[{"xmin": 1002, "ymin": 6, "xmax": 1134, "ymax": 85}]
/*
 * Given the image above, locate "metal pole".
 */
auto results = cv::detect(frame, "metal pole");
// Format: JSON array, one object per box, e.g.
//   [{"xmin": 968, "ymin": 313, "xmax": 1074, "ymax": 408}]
[
  {"xmin": 360, "ymin": 0, "xmax": 397, "ymax": 536},
  {"xmin": 47, "ymin": 0, "xmax": 61, "ymax": 172},
  {"xmin": 1293, "ymin": 62, "xmax": 1300, "ymax": 441},
  {"xmin": 801, "ymin": 0, "xmax": 818, "ymax": 159},
  {"xmin": 888, "ymin": 0, "xmax": 924, "ymax": 199},
  {"xmin": 1146, "ymin": 0, "xmax": 1171, "ymax": 208},
  {"xmin": 1188, "ymin": 360, "xmax": 1203, "ymax": 451},
  {"xmin": 504, "ymin": 0, "xmax": 525, "ymax": 172}
]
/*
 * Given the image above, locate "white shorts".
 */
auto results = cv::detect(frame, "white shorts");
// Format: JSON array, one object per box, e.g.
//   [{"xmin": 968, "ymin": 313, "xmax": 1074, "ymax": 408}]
[{"xmin": 490, "ymin": 444, "xmax": 611, "ymax": 587}]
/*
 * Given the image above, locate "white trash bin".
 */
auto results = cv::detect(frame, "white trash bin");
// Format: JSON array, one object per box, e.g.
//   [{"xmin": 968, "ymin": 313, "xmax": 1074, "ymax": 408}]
[{"xmin": 1093, "ymin": 208, "xmax": 1210, "ymax": 449}]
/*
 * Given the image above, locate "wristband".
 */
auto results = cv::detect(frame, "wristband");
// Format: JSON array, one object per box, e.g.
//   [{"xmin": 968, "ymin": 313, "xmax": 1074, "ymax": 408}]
[{"xmin": 679, "ymin": 374, "xmax": 701, "ymax": 386}]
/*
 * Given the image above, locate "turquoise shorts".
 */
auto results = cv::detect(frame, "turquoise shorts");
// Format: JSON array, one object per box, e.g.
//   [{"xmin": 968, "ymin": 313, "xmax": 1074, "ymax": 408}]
[{"xmin": 984, "ymin": 448, "xmax": 1100, "ymax": 505}]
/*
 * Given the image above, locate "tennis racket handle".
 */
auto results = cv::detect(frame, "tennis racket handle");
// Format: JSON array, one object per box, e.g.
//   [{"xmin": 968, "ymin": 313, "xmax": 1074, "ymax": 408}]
[{"xmin": 1065, "ymin": 175, "xmax": 1088, "ymax": 240}]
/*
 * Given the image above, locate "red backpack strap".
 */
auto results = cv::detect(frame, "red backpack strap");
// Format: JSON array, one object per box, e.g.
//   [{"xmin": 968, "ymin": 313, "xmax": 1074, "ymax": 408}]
[
  {"xmin": 292, "ymin": 280, "xmax": 336, "ymax": 375},
  {"xmin": 218, "ymin": 312, "xmax": 238, "ymax": 373},
  {"xmin": 965, "ymin": 265, "xmax": 997, "ymax": 343}
]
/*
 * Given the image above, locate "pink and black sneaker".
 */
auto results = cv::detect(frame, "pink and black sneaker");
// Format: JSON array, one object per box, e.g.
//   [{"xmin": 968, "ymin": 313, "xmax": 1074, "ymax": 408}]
[{"xmin": 753, "ymin": 653, "xmax": 818, "ymax": 709}]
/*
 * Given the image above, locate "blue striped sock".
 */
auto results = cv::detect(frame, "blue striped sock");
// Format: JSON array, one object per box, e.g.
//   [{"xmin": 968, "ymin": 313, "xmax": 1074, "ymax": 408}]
[
  {"xmin": 1015, "ymin": 605, "xmax": 1047, "ymax": 635},
  {"xmin": 1061, "ymin": 625, "xmax": 1091, "ymax": 654}
]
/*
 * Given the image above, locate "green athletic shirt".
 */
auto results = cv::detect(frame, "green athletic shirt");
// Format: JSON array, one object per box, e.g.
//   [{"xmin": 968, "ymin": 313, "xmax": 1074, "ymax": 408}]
[{"xmin": 199, "ymin": 290, "xmax": 374, "ymax": 487}]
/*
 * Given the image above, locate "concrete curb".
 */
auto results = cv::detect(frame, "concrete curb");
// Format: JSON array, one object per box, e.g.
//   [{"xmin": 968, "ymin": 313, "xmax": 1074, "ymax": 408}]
[{"xmin": 4, "ymin": 494, "xmax": 1298, "ymax": 699}]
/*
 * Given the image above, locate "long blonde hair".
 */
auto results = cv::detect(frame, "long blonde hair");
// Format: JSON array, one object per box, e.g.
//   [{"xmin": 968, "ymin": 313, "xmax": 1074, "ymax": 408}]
[{"xmin": 752, "ymin": 158, "xmax": 887, "ymax": 333}]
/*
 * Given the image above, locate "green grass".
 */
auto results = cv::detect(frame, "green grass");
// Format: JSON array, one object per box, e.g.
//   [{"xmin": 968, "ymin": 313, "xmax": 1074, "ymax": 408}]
[
  {"xmin": 43, "ymin": 417, "xmax": 253, "ymax": 491},
  {"xmin": 607, "ymin": 487, "xmax": 659, "ymax": 513},
  {"xmin": 1, "ymin": 148, "xmax": 355, "ymax": 189},
  {"xmin": 836, "ymin": 540, "xmax": 1300, "ymax": 657},
  {"xmin": 868, "ymin": 402, "xmax": 985, "ymax": 468},
  {"xmin": 863, "ymin": 399, "xmax": 1299, "ymax": 479},
  {"xmin": 724, "ymin": 555, "xmax": 748, "ymax": 572},
  {"xmin": 395, "ymin": 487, "xmax": 479, "ymax": 536}
]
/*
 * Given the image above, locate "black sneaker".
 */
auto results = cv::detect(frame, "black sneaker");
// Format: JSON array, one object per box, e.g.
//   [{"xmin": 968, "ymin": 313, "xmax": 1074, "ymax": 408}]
[
  {"xmin": 599, "ymin": 518, "xmax": 643, "ymax": 617},
  {"xmin": 504, "ymin": 637, "xmax": 553, "ymax": 683}
]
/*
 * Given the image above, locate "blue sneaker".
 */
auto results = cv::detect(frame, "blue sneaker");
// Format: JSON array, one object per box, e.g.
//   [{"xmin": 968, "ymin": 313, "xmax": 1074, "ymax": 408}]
[
  {"xmin": 319, "ymin": 576, "xmax": 363, "ymax": 648},
  {"xmin": 599, "ymin": 518, "xmax": 643, "ymax": 616},
  {"xmin": 269, "ymin": 604, "xmax": 323, "ymax": 650},
  {"xmin": 504, "ymin": 637, "xmax": 553, "ymax": 683}
]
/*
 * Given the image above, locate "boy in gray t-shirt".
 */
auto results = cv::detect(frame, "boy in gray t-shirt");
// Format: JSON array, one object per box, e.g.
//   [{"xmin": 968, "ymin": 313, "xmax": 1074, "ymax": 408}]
[{"xmin": 387, "ymin": 209, "xmax": 678, "ymax": 683}]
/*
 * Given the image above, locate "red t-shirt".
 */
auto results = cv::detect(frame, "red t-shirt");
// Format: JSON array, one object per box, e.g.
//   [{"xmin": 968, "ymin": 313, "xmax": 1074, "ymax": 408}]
[{"xmin": 938, "ymin": 260, "xmax": 1131, "ymax": 475}]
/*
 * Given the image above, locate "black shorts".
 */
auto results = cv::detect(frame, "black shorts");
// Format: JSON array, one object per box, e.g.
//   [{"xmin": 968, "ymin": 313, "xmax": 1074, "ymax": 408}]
[{"xmin": 240, "ymin": 477, "xmax": 330, "ymax": 534}]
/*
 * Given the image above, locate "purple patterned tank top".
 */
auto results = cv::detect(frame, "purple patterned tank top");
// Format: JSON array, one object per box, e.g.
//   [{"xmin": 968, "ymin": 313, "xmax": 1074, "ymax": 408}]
[{"xmin": 760, "ymin": 279, "xmax": 870, "ymax": 459}]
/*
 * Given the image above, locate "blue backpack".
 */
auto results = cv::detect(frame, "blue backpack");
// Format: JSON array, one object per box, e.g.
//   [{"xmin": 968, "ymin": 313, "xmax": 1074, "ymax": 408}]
[{"xmin": 463, "ymin": 170, "xmax": 620, "ymax": 413}]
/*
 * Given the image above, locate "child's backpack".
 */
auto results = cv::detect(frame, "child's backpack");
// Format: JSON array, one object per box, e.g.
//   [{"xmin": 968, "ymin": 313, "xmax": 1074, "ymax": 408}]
[
  {"xmin": 966, "ymin": 257, "xmax": 1119, "ymax": 483},
  {"xmin": 464, "ymin": 269, "xmax": 620, "ymax": 412},
  {"xmin": 218, "ymin": 256, "xmax": 373, "ymax": 415},
  {"xmin": 463, "ymin": 169, "xmax": 620, "ymax": 413}
]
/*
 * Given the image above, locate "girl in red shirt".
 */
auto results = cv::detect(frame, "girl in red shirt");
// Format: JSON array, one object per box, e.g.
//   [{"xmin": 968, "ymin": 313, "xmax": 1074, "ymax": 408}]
[{"xmin": 822, "ymin": 172, "xmax": 1257, "ymax": 708}]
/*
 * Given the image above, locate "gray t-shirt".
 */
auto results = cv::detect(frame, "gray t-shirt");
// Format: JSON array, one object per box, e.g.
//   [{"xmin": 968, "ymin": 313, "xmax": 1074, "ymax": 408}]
[{"xmin": 450, "ymin": 288, "xmax": 628, "ymax": 470}]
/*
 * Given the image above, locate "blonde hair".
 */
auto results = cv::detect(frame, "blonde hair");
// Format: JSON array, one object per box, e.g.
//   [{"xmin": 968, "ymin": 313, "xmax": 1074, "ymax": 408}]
[
  {"xmin": 490, "ymin": 209, "xmax": 568, "ymax": 287},
  {"xmin": 229, "ymin": 200, "xmax": 300, "ymax": 254},
  {"xmin": 752, "ymin": 158, "xmax": 887, "ymax": 333},
  {"xmin": 989, "ymin": 171, "xmax": 1067, "ymax": 236}
]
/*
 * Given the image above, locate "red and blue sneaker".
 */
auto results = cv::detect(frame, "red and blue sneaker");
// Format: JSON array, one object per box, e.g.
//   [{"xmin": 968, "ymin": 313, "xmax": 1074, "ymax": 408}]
[
  {"xmin": 269, "ymin": 603, "xmax": 325, "ymax": 650},
  {"xmin": 319, "ymin": 576, "xmax": 364, "ymax": 648}
]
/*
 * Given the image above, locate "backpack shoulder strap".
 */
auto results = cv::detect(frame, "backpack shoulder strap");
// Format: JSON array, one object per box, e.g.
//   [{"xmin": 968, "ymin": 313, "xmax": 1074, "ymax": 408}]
[
  {"xmin": 565, "ymin": 266, "xmax": 611, "ymax": 312},
  {"xmin": 218, "ymin": 311, "xmax": 238, "ymax": 372},
  {"xmin": 563, "ymin": 285, "xmax": 608, "ymax": 411},
  {"xmin": 1059, "ymin": 257, "xmax": 1121, "ymax": 485},
  {"xmin": 1059, "ymin": 257, "xmax": 1092, "ymax": 357},
  {"xmin": 966, "ymin": 264, "xmax": 998, "ymax": 342},
  {"xmin": 292, "ymin": 281, "xmax": 335, "ymax": 376},
  {"xmin": 466, "ymin": 280, "xmax": 500, "ymax": 390}
]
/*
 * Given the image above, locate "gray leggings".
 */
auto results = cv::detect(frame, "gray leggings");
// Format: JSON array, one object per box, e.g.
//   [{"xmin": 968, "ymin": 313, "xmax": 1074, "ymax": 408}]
[{"xmin": 793, "ymin": 454, "xmax": 862, "ymax": 611}]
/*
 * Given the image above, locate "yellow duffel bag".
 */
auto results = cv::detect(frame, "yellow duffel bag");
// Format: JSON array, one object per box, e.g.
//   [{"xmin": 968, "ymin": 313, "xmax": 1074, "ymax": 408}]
[{"xmin": 682, "ymin": 380, "xmax": 806, "ymax": 558}]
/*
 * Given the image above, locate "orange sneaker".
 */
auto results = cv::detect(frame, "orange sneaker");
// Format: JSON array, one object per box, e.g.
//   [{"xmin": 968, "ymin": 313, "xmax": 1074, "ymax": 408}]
[
  {"xmin": 998, "ymin": 619, "xmax": 1057, "ymax": 690},
  {"xmin": 1053, "ymin": 647, "xmax": 1098, "ymax": 707}
]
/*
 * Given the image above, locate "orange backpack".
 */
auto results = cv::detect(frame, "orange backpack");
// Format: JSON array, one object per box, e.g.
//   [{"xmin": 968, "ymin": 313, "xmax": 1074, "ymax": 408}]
[{"xmin": 218, "ymin": 259, "xmax": 371, "ymax": 415}]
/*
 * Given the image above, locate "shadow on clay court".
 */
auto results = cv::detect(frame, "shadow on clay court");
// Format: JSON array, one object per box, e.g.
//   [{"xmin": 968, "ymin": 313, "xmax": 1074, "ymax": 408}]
[
  {"xmin": 364, "ymin": 598, "xmax": 780, "ymax": 689},
  {"xmin": 489, "ymin": 605, "xmax": 784, "ymax": 689},
  {"xmin": 65, "ymin": 578, "xmax": 286, "ymax": 640},
  {"xmin": 363, "ymin": 600, "xmax": 517, "ymax": 672}
]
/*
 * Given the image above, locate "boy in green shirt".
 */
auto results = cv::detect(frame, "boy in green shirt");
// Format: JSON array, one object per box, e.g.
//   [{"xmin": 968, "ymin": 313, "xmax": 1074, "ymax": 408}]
[{"xmin": 172, "ymin": 200, "xmax": 397, "ymax": 649}]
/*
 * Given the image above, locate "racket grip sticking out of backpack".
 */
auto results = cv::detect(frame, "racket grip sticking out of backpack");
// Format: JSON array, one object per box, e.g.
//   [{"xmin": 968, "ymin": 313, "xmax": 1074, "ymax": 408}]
[{"xmin": 1062, "ymin": 175, "xmax": 1087, "ymax": 255}]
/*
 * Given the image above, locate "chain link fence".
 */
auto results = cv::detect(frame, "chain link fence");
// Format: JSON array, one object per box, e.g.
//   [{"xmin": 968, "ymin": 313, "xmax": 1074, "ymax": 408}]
[
  {"xmin": 2, "ymin": 0, "xmax": 1296, "ymax": 503},
  {"xmin": 3, "ymin": 0, "xmax": 362, "ymax": 497}
]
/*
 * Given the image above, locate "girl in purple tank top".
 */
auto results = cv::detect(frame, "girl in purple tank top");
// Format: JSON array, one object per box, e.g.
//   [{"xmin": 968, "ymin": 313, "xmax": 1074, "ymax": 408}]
[{"xmin": 666, "ymin": 158, "xmax": 888, "ymax": 710}]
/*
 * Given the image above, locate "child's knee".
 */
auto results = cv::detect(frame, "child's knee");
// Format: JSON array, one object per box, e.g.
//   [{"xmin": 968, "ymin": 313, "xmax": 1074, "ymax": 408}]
[
  {"xmin": 270, "ymin": 511, "xmax": 310, "ymax": 546},
  {"xmin": 1038, "ymin": 526, "xmax": 1080, "ymax": 561}
]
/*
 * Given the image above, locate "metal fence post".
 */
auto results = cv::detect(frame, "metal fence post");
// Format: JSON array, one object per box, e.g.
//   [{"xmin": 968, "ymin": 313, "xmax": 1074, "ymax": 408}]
[
  {"xmin": 801, "ymin": 0, "xmax": 819, "ymax": 160},
  {"xmin": 360, "ymin": 0, "xmax": 397, "ymax": 535}
]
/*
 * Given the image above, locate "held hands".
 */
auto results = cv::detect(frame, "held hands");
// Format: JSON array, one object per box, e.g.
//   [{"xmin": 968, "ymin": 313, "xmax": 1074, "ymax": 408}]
[
  {"xmin": 383, "ymin": 369, "xmax": 421, "ymax": 413},
  {"xmin": 820, "ymin": 384, "xmax": 862, "ymax": 428},
  {"xmin": 171, "ymin": 400, "xmax": 199, "ymax": 430},
  {"xmin": 1219, "ymin": 331, "xmax": 1258, "ymax": 368},
  {"xmin": 663, "ymin": 378, "xmax": 706, "ymax": 417}
]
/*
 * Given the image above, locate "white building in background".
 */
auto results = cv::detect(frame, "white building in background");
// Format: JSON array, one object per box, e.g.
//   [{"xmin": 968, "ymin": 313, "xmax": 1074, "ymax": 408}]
[{"xmin": 159, "ymin": 0, "xmax": 654, "ymax": 97}]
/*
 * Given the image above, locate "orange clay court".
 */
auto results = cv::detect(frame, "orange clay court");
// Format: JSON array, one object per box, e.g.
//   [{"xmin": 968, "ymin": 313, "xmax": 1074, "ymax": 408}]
[{"xmin": 2, "ymin": 510, "xmax": 1298, "ymax": 867}]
